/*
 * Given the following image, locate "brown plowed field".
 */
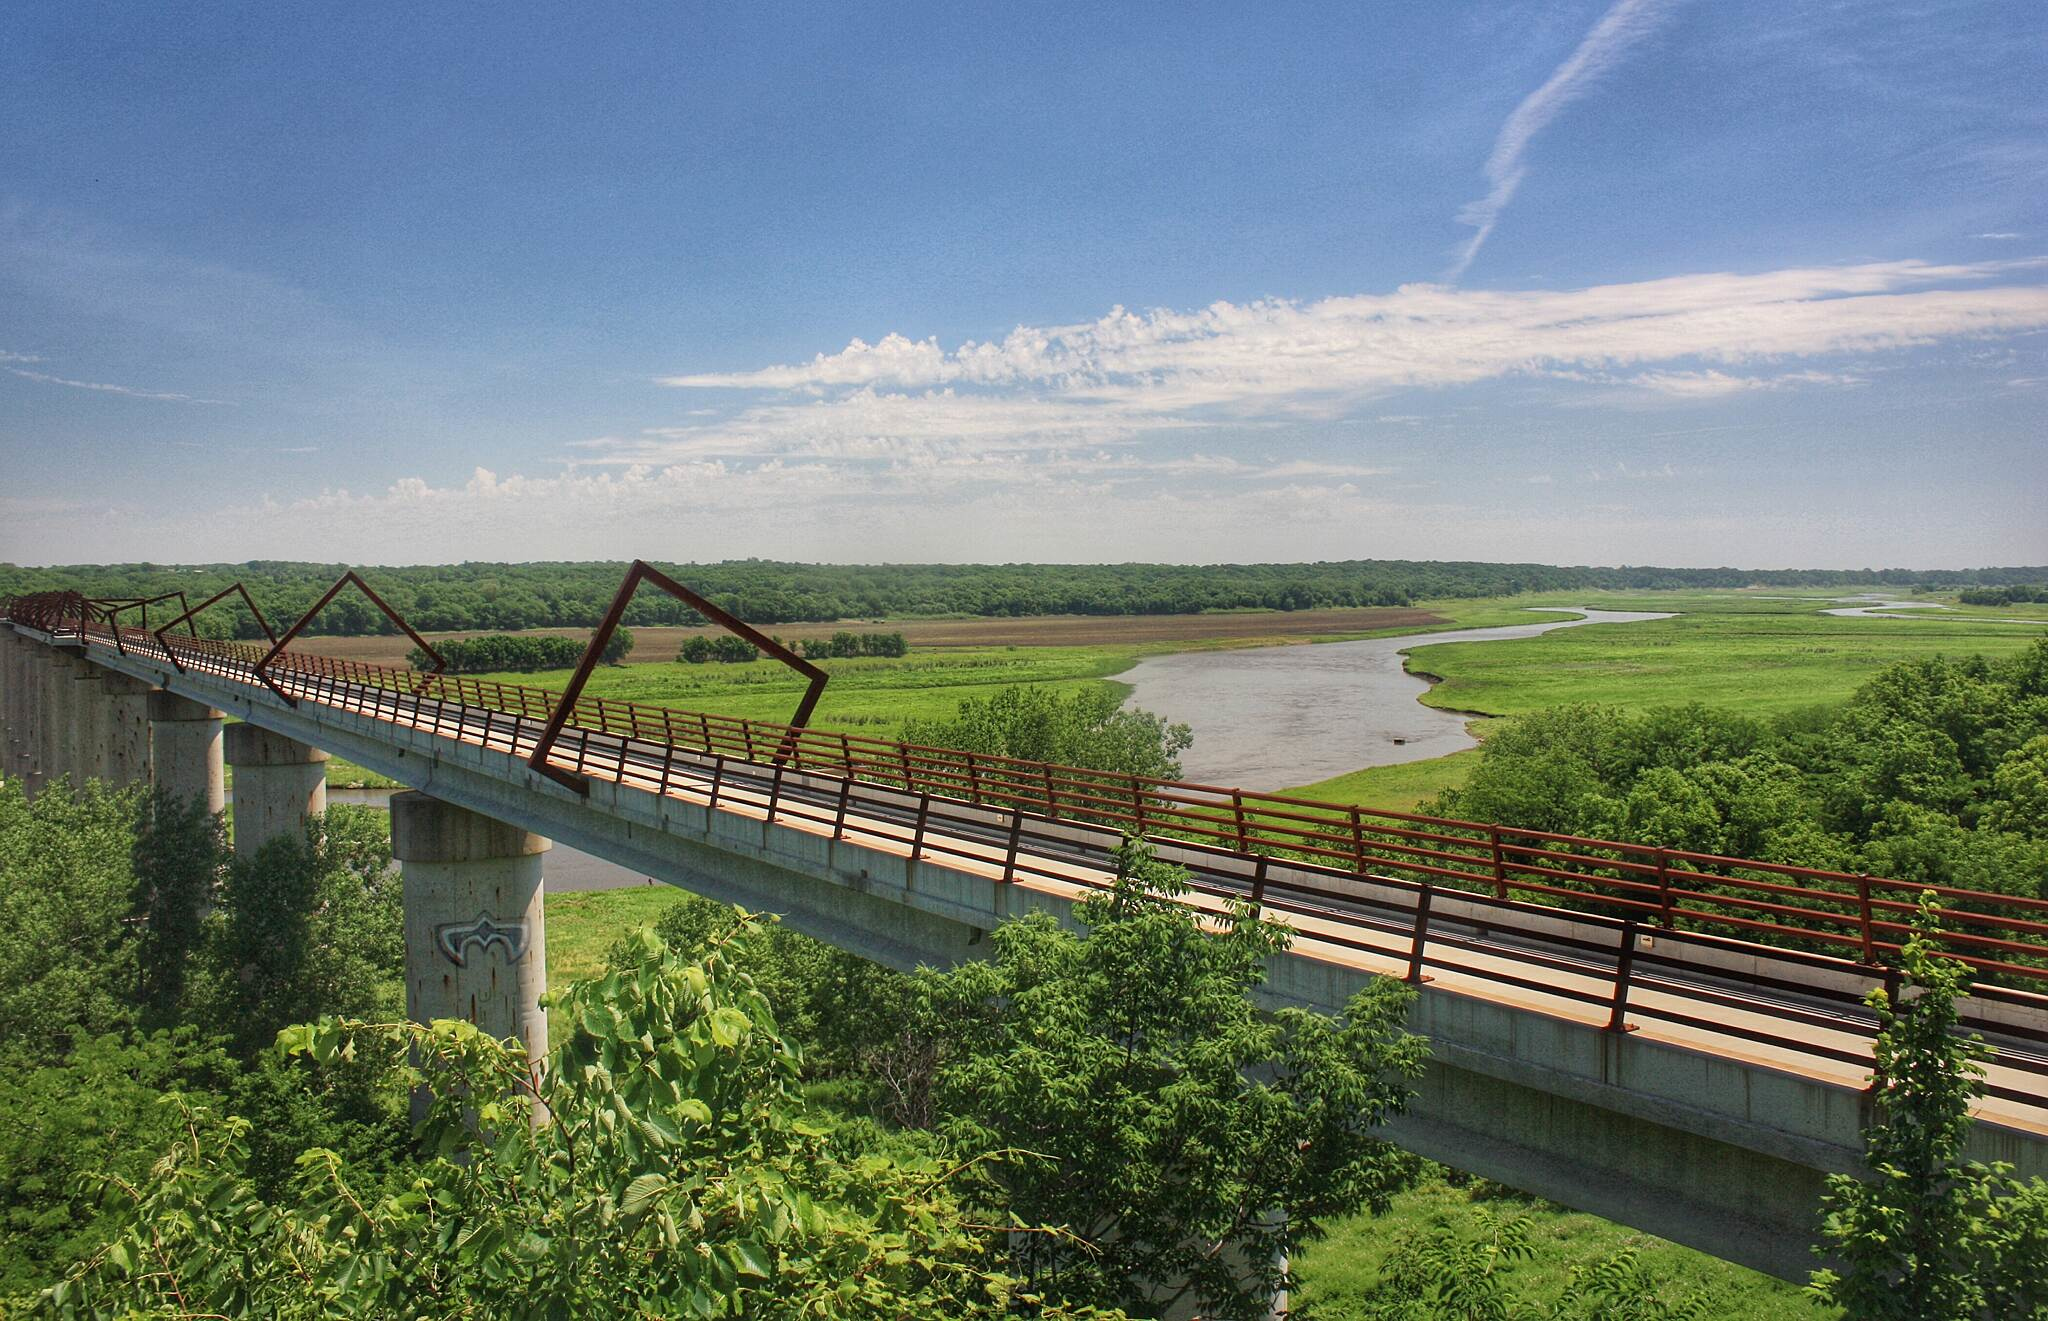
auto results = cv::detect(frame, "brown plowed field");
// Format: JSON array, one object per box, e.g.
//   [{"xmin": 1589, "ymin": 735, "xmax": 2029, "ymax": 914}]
[{"xmin": 291, "ymin": 607, "xmax": 1447, "ymax": 666}]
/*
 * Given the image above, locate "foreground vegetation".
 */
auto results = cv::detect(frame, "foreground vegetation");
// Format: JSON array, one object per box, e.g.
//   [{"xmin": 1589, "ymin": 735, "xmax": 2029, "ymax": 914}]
[{"xmin": 9, "ymin": 775, "xmax": 2048, "ymax": 1312}]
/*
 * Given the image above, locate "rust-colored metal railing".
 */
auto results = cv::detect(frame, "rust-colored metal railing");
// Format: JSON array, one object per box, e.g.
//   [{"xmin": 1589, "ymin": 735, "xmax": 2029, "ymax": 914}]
[{"xmin": 10, "ymin": 586, "xmax": 2048, "ymax": 1112}]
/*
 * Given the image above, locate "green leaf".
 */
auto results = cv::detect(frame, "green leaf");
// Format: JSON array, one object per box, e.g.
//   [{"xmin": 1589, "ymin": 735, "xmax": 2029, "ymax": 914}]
[{"xmin": 621, "ymin": 1172, "xmax": 670, "ymax": 1219}]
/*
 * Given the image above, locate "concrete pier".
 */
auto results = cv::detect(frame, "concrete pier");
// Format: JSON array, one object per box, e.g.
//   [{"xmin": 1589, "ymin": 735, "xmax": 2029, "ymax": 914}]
[
  {"xmin": 1, "ymin": 632, "xmax": 26, "ymax": 786},
  {"xmin": 42, "ymin": 646, "xmax": 96, "ymax": 789},
  {"xmin": 223, "ymin": 724, "xmax": 327, "ymax": 855},
  {"xmin": 98, "ymin": 671, "xmax": 156, "ymax": 790},
  {"xmin": 149, "ymin": 691, "xmax": 225, "ymax": 814},
  {"xmin": 26, "ymin": 643, "xmax": 56, "ymax": 795},
  {"xmin": 392, "ymin": 792, "xmax": 550, "ymax": 1117},
  {"xmin": 73, "ymin": 658, "xmax": 113, "ymax": 784}
]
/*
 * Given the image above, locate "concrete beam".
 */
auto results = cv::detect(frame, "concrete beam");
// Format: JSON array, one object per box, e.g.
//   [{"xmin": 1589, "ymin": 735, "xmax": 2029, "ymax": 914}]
[
  {"xmin": 392, "ymin": 791, "xmax": 550, "ymax": 1122},
  {"xmin": 148, "ymin": 691, "xmax": 225, "ymax": 814},
  {"xmin": 223, "ymin": 723, "xmax": 327, "ymax": 856}
]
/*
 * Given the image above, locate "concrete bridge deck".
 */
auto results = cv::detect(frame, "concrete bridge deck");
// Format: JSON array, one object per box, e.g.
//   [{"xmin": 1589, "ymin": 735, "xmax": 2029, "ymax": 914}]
[{"xmin": 4, "ymin": 613, "xmax": 2046, "ymax": 1281}]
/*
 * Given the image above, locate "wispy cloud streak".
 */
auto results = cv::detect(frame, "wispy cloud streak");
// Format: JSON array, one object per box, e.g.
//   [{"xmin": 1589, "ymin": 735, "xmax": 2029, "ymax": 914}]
[
  {"xmin": 1449, "ymin": 0, "xmax": 1683, "ymax": 279},
  {"xmin": 6, "ymin": 366, "xmax": 224, "ymax": 404}
]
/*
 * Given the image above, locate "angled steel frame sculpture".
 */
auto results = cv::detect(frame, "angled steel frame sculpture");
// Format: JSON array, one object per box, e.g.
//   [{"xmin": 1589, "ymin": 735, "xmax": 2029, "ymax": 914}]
[
  {"xmin": 94, "ymin": 591, "xmax": 193, "ymax": 657},
  {"xmin": 253, "ymin": 571, "xmax": 444, "ymax": 706},
  {"xmin": 153, "ymin": 583, "xmax": 279, "ymax": 672},
  {"xmin": 527, "ymin": 559, "xmax": 828, "ymax": 794}
]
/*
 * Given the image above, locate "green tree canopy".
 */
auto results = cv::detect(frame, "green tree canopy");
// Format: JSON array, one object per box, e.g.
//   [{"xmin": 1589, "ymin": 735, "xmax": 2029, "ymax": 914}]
[
  {"xmin": 916, "ymin": 836, "xmax": 1427, "ymax": 1318},
  {"xmin": 38, "ymin": 923, "xmax": 1120, "ymax": 1319}
]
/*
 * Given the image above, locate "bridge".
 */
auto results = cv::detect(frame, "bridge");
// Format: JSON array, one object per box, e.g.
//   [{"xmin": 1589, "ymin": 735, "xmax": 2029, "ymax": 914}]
[{"xmin": 4, "ymin": 577, "xmax": 2046, "ymax": 1283}]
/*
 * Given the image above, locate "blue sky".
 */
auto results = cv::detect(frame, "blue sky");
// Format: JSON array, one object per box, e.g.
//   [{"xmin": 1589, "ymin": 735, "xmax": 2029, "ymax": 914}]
[{"xmin": 2, "ymin": 2, "xmax": 2044, "ymax": 568}]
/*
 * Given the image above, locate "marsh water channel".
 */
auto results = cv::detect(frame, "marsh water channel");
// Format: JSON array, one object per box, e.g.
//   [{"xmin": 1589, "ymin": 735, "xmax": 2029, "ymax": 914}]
[{"xmin": 1119, "ymin": 608, "xmax": 1675, "ymax": 791}]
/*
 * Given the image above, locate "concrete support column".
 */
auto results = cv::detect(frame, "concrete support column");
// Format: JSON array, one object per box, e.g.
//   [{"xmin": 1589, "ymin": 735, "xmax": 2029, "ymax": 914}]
[
  {"xmin": 71, "ymin": 658, "xmax": 112, "ymax": 785},
  {"xmin": 97, "ymin": 672, "xmax": 156, "ymax": 790},
  {"xmin": 223, "ymin": 724, "xmax": 328, "ymax": 855},
  {"xmin": 0, "ymin": 632, "xmax": 24, "ymax": 786},
  {"xmin": 149, "ymin": 692, "xmax": 225, "ymax": 814},
  {"xmin": 41, "ymin": 647, "xmax": 92, "ymax": 789},
  {"xmin": 24, "ymin": 643, "xmax": 53, "ymax": 796},
  {"xmin": 392, "ymin": 792, "xmax": 551, "ymax": 1120}
]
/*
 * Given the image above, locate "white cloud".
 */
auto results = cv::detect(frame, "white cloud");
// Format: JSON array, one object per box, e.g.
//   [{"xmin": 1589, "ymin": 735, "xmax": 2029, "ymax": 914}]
[
  {"xmin": 0, "ymin": 350, "xmax": 46, "ymax": 364},
  {"xmin": 6, "ymin": 366, "xmax": 223, "ymax": 404},
  {"xmin": 649, "ymin": 259, "xmax": 2046, "ymax": 429},
  {"xmin": 1978, "ymin": 232, "xmax": 2025, "ymax": 241},
  {"xmin": 1449, "ymin": 0, "xmax": 1685, "ymax": 279}
]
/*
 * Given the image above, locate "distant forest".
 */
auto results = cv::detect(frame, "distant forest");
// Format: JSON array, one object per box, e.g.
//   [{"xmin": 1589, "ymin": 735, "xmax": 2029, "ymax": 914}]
[{"xmin": 3, "ymin": 559, "xmax": 2045, "ymax": 640}]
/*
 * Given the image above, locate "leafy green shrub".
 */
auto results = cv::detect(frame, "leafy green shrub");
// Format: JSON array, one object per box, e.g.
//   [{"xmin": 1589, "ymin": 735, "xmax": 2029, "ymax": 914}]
[{"xmin": 37, "ymin": 924, "xmax": 1118, "ymax": 1319}]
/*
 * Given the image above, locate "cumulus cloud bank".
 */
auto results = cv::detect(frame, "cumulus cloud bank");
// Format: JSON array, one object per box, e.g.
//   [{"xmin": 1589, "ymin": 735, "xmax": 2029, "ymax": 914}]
[
  {"xmin": 22, "ymin": 258, "xmax": 2043, "ymax": 567},
  {"xmin": 621, "ymin": 259, "xmax": 2048, "ymax": 464}
]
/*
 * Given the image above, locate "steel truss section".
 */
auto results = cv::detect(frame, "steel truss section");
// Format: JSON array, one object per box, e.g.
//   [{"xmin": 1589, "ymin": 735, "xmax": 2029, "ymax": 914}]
[{"xmin": 526, "ymin": 559, "xmax": 828, "ymax": 794}]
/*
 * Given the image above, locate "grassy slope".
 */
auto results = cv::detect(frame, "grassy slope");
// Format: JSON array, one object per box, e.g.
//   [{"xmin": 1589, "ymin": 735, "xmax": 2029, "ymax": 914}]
[{"xmin": 1294, "ymin": 1180, "xmax": 1832, "ymax": 1319}]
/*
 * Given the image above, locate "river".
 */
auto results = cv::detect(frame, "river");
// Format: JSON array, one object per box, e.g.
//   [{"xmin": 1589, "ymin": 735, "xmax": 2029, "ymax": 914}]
[{"xmin": 1117, "ymin": 608, "xmax": 1675, "ymax": 791}]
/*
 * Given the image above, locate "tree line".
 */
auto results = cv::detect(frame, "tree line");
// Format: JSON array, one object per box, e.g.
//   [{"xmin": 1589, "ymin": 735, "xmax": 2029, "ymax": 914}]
[
  {"xmin": 407, "ymin": 629, "xmax": 635, "ymax": 674},
  {"xmin": 7, "ymin": 557, "xmax": 2047, "ymax": 639},
  {"xmin": 1959, "ymin": 584, "xmax": 2048, "ymax": 606}
]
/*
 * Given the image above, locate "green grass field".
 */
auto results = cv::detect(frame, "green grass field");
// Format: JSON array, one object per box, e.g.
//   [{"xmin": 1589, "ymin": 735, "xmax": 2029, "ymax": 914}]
[{"xmin": 1407, "ymin": 593, "xmax": 2047, "ymax": 720}]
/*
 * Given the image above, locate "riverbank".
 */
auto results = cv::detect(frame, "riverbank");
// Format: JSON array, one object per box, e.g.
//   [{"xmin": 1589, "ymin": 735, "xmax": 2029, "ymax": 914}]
[{"xmin": 1117, "ymin": 607, "xmax": 1674, "ymax": 789}]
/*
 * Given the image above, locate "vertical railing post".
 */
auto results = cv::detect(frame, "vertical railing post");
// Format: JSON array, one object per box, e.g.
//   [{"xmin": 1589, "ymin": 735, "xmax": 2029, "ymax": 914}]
[
  {"xmin": 1002, "ymin": 807, "xmax": 1024, "ymax": 882},
  {"xmin": 1350, "ymin": 807, "xmax": 1366, "ymax": 874},
  {"xmin": 1251, "ymin": 853, "xmax": 1270, "ymax": 914},
  {"xmin": 1131, "ymin": 775, "xmax": 1147, "ymax": 835},
  {"xmin": 1233, "ymin": 791, "xmax": 1249, "ymax": 853},
  {"xmin": 1042, "ymin": 762, "xmax": 1059, "ymax": 818},
  {"xmin": 697, "ymin": 712, "xmax": 712, "ymax": 754},
  {"xmin": 898, "ymin": 744, "xmax": 915, "ymax": 794},
  {"xmin": 911, "ymin": 794, "xmax": 931, "ymax": 863},
  {"xmin": 708, "ymin": 755, "xmax": 726, "ymax": 814},
  {"xmin": 833, "ymin": 774, "xmax": 851, "ymax": 841},
  {"xmin": 1607, "ymin": 920, "xmax": 1640, "ymax": 1033},
  {"xmin": 1406, "ymin": 881, "xmax": 1434, "ymax": 984},
  {"xmin": 1490, "ymin": 825, "xmax": 1509, "ymax": 900},
  {"xmin": 767, "ymin": 760, "xmax": 785, "ymax": 823},
  {"xmin": 1656, "ymin": 848, "xmax": 1674, "ymax": 927},
  {"xmin": 742, "ymin": 720, "xmax": 758, "ymax": 764},
  {"xmin": 1857, "ymin": 874, "xmax": 1876, "ymax": 965},
  {"xmin": 967, "ymin": 756, "xmax": 983, "ymax": 806}
]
